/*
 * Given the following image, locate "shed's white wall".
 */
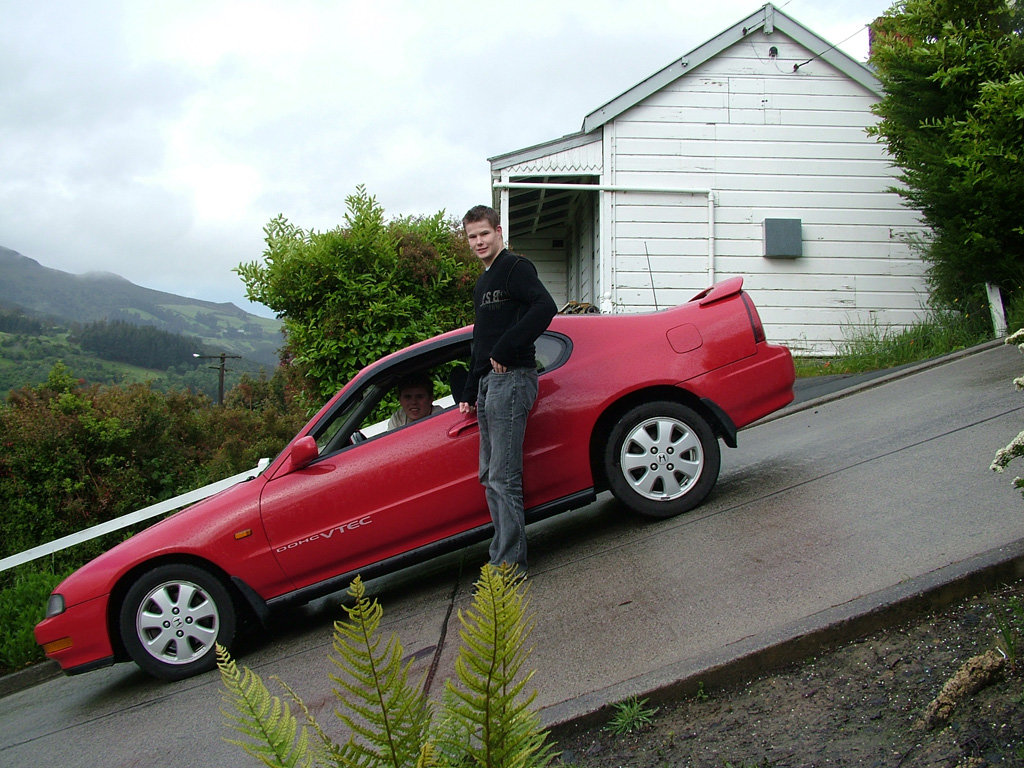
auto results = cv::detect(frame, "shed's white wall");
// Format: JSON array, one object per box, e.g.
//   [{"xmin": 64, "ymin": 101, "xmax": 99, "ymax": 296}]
[
  {"xmin": 507, "ymin": 229, "xmax": 569, "ymax": 307},
  {"xmin": 606, "ymin": 31, "xmax": 927, "ymax": 354}
]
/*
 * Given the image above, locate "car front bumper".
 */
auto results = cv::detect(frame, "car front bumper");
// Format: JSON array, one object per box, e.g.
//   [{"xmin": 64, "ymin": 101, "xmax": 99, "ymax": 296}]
[{"xmin": 34, "ymin": 593, "xmax": 116, "ymax": 674}]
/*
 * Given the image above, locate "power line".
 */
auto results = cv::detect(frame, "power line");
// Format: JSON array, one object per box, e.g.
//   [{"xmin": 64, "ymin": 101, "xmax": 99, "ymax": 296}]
[{"xmin": 793, "ymin": 24, "xmax": 871, "ymax": 71}]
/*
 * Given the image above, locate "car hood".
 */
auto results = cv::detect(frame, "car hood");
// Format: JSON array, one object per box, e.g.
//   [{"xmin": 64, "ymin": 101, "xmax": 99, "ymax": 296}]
[{"xmin": 51, "ymin": 475, "xmax": 266, "ymax": 608}]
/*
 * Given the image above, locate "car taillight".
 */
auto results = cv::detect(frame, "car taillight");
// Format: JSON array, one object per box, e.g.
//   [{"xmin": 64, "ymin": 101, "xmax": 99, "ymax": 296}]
[{"xmin": 741, "ymin": 293, "xmax": 767, "ymax": 344}]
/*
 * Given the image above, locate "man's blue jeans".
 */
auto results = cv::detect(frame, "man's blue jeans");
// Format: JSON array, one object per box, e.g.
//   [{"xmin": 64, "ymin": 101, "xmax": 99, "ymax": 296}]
[{"xmin": 477, "ymin": 367, "xmax": 538, "ymax": 572}]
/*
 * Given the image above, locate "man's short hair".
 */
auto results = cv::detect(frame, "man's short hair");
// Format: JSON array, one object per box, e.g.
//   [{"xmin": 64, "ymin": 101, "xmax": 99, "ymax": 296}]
[
  {"xmin": 396, "ymin": 372, "xmax": 433, "ymax": 396},
  {"xmin": 462, "ymin": 205, "xmax": 500, "ymax": 230}
]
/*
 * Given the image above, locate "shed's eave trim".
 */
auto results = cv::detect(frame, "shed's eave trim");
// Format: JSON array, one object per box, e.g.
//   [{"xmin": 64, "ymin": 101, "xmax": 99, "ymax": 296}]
[{"xmin": 488, "ymin": 130, "xmax": 602, "ymax": 173}]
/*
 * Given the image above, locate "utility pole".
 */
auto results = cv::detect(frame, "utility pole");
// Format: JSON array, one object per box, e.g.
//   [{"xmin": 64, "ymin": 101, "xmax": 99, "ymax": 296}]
[{"xmin": 193, "ymin": 352, "xmax": 242, "ymax": 405}]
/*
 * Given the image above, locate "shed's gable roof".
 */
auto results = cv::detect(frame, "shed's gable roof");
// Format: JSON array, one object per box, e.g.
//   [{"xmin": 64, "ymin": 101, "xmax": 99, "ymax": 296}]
[
  {"xmin": 490, "ymin": 3, "xmax": 882, "ymax": 175},
  {"xmin": 582, "ymin": 3, "xmax": 881, "ymax": 134}
]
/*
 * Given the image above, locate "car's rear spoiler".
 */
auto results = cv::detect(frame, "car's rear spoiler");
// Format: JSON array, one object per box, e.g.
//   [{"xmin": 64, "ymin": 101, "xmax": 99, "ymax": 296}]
[
  {"xmin": 690, "ymin": 276, "xmax": 744, "ymax": 306},
  {"xmin": 690, "ymin": 276, "xmax": 766, "ymax": 343}
]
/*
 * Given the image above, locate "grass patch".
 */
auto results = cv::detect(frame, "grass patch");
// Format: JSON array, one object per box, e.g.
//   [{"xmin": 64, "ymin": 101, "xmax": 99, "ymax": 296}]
[{"xmin": 794, "ymin": 308, "xmax": 996, "ymax": 377}]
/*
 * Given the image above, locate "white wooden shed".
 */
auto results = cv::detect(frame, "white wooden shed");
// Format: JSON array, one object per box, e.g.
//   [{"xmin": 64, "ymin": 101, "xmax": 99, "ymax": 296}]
[{"xmin": 488, "ymin": 3, "xmax": 927, "ymax": 355}]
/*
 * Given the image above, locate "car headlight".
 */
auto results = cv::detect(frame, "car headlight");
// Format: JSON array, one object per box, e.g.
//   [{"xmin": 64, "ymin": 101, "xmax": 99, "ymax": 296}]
[{"xmin": 45, "ymin": 593, "xmax": 66, "ymax": 618}]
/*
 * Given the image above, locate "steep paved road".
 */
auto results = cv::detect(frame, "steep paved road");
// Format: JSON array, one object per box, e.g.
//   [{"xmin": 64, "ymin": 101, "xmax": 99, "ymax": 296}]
[{"xmin": 2, "ymin": 342, "xmax": 1022, "ymax": 767}]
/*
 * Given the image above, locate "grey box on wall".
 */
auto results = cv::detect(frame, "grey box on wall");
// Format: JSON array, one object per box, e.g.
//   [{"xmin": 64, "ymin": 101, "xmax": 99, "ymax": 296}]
[{"xmin": 763, "ymin": 218, "xmax": 802, "ymax": 258}]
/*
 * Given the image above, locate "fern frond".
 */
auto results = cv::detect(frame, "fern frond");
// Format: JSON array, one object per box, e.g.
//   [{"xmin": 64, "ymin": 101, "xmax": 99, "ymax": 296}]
[
  {"xmin": 329, "ymin": 576, "xmax": 432, "ymax": 768},
  {"xmin": 415, "ymin": 740, "xmax": 441, "ymax": 768},
  {"xmin": 440, "ymin": 565, "xmax": 555, "ymax": 768},
  {"xmin": 217, "ymin": 644, "xmax": 313, "ymax": 768},
  {"xmin": 218, "ymin": 568, "xmax": 554, "ymax": 768},
  {"xmin": 275, "ymin": 674, "xmax": 345, "ymax": 766}
]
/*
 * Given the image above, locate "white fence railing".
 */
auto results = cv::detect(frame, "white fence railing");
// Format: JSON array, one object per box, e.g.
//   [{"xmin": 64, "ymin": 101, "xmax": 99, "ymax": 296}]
[{"xmin": 0, "ymin": 459, "xmax": 269, "ymax": 574}]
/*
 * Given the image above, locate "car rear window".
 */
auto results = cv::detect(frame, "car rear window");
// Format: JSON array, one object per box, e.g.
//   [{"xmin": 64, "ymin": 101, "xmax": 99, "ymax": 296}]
[{"xmin": 536, "ymin": 333, "xmax": 570, "ymax": 373}]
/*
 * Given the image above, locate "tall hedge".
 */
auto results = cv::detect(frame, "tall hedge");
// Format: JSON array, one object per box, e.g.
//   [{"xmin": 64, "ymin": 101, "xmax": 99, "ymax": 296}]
[
  {"xmin": 0, "ymin": 363, "xmax": 306, "ymax": 579},
  {"xmin": 868, "ymin": 0, "xmax": 1024, "ymax": 312},
  {"xmin": 236, "ymin": 186, "xmax": 479, "ymax": 405}
]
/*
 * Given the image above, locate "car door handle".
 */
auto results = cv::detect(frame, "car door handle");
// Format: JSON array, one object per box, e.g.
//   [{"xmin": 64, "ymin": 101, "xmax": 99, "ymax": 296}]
[{"xmin": 447, "ymin": 420, "xmax": 478, "ymax": 438}]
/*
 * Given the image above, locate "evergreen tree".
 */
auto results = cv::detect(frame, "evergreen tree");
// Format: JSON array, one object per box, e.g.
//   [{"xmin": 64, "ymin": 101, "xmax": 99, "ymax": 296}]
[
  {"xmin": 868, "ymin": 0, "xmax": 1024, "ymax": 313},
  {"xmin": 73, "ymin": 319, "xmax": 206, "ymax": 369}
]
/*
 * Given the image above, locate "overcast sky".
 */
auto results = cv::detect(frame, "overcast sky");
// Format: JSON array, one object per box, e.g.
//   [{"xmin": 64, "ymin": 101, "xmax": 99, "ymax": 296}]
[{"xmin": 1, "ymin": 0, "xmax": 895, "ymax": 318}]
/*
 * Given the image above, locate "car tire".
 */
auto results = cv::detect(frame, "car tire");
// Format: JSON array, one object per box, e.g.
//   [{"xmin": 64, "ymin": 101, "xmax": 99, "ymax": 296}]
[
  {"xmin": 604, "ymin": 401, "xmax": 720, "ymax": 518},
  {"xmin": 119, "ymin": 564, "xmax": 236, "ymax": 680}
]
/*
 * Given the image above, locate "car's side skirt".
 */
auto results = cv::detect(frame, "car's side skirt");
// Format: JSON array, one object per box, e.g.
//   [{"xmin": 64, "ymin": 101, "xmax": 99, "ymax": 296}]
[
  {"xmin": 63, "ymin": 655, "xmax": 116, "ymax": 676},
  {"xmin": 262, "ymin": 488, "xmax": 598, "ymax": 611}
]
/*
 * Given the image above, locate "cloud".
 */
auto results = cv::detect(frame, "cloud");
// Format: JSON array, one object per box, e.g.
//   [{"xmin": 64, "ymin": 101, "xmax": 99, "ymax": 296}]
[{"xmin": 0, "ymin": 0, "xmax": 893, "ymax": 316}]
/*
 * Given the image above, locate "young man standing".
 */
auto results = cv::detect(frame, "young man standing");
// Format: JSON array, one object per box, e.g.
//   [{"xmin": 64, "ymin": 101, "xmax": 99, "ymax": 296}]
[{"xmin": 458, "ymin": 205, "xmax": 557, "ymax": 574}]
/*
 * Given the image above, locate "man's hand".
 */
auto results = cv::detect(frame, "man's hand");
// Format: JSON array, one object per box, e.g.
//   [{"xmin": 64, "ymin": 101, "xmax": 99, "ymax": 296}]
[
  {"xmin": 490, "ymin": 357, "xmax": 507, "ymax": 374},
  {"xmin": 459, "ymin": 402, "xmax": 476, "ymax": 414}
]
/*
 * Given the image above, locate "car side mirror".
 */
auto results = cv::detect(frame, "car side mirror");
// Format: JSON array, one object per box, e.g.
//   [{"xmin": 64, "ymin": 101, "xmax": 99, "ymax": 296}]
[{"xmin": 289, "ymin": 436, "xmax": 319, "ymax": 470}]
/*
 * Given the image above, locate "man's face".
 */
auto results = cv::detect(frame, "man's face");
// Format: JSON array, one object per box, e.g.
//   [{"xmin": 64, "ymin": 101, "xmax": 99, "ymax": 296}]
[
  {"xmin": 399, "ymin": 386, "xmax": 432, "ymax": 421},
  {"xmin": 464, "ymin": 219, "xmax": 504, "ymax": 267}
]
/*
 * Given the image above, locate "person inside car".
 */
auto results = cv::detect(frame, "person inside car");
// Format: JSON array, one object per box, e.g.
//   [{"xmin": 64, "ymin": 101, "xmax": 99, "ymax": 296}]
[{"xmin": 387, "ymin": 373, "xmax": 442, "ymax": 429}]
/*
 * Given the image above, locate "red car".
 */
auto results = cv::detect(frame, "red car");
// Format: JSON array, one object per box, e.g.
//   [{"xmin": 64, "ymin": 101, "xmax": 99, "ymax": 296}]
[{"xmin": 35, "ymin": 277, "xmax": 794, "ymax": 680}]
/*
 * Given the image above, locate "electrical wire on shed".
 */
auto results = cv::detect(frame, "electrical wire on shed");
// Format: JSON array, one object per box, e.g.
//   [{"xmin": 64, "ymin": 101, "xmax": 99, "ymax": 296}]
[
  {"xmin": 644, "ymin": 242, "xmax": 660, "ymax": 311},
  {"xmin": 793, "ymin": 24, "xmax": 870, "ymax": 71}
]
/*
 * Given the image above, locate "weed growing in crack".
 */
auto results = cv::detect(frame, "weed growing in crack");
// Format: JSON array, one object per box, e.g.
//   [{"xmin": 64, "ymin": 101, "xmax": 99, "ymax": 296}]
[{"xmin": 605, "ymin": 695, "xmax": 659, "ymax": 735}]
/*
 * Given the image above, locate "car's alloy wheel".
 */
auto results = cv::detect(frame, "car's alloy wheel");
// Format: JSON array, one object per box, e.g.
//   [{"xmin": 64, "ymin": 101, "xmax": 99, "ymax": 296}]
[
  {"xmin": 605, "ymin": 401, "xmax": 720, "ymax": 517},
  {"xmin": 119, "ymin": 564, "xmax": 236, "ymax": 680}
]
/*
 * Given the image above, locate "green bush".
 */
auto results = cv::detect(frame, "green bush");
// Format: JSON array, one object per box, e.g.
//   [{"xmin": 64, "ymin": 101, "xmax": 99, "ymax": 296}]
[
  {"xmin": 869, "ymin": 0, "xmax": 1024, "ymax": 317},
  {"xmin": 236, "ymin": 186, "xmax": 479, "ymax": 406},
  {"xmin": 0, "ymin": 566, "xmax": 65, "ymax": 672},
  {"xmin": 0, "ymin": 362, "xmax": 308, "ymax": 671},
  {"xmin": 0, "ymin": 362, "xmax": 307, "ymax": 584}
]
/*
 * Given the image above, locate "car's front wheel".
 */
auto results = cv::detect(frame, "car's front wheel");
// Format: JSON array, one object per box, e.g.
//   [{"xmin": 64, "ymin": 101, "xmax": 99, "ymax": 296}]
[
  {"xmin": 604, "ymin": 401, "xmax": 720, "ymax": 518},
  {"xmin": 118, "ymin": 564, "xmax": 236, "ymax": 680}
]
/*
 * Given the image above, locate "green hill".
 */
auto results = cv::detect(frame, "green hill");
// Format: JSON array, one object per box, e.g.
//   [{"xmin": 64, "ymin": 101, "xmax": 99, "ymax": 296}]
[
  {"xmin": 0, "ymin": 246, "xmax": 282, "ymax": 366},
  {"xmin": 0, "ymin": 305, "xmax": 272, "ymax": 400}
]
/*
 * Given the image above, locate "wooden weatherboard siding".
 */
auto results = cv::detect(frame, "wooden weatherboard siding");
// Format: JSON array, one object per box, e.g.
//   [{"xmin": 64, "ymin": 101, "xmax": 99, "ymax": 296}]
[{"xmin": 607, "ymin": 33, "xmax": 925, "ymax": 354}]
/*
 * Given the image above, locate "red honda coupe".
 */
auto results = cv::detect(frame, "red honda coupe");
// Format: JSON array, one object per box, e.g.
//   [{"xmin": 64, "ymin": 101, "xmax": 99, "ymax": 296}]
[{"xmin": 36, "ymin": 277, "xmax": 794, "ymax": 680}]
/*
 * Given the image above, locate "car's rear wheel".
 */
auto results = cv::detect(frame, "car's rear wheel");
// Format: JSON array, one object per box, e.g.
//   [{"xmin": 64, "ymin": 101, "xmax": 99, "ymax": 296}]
[
  {"xmin": 119, "ymin": 564, "xmax": 236, "ymax": 680},
  {"xmin": 604, "ymin": 401, "xmax": 720, "ymax": 518}
]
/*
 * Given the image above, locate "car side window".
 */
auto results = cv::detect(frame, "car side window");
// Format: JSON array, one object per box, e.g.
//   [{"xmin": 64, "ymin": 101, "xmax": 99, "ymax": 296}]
[{"xmin": 310, "ymin": 338, "xmax": 474, "ymax": 456}]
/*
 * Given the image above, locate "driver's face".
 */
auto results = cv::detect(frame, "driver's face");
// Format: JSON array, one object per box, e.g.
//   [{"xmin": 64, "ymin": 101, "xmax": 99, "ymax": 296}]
[{"xmin": 399, "ymin": 387, "xmax": 432, "ymax": 420}]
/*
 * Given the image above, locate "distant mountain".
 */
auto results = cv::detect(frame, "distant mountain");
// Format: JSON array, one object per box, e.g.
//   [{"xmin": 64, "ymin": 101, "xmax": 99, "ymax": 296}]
[{"xmin": 0, "ymin": 246, "xmax": 282, "ymax": 366}]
